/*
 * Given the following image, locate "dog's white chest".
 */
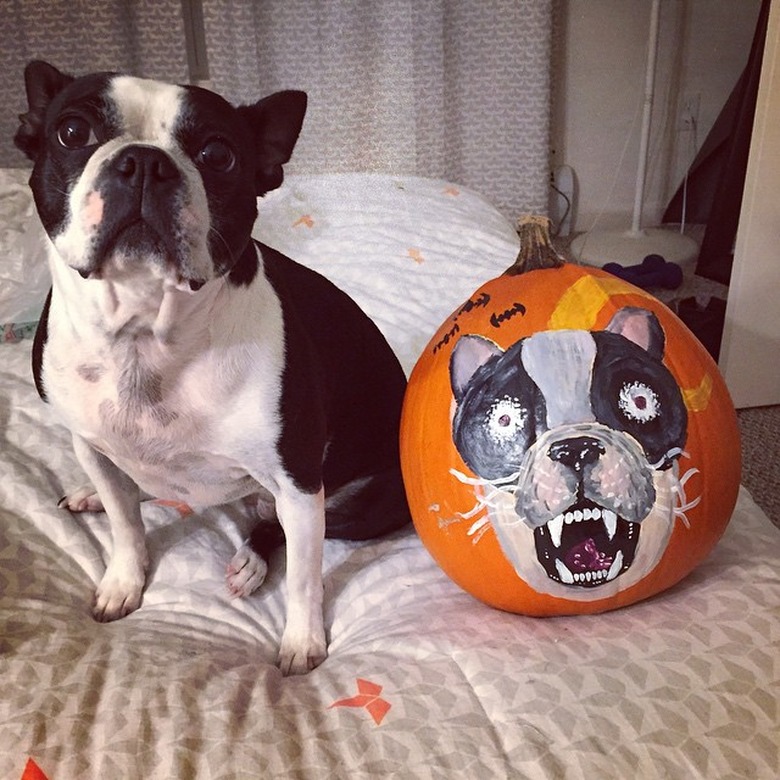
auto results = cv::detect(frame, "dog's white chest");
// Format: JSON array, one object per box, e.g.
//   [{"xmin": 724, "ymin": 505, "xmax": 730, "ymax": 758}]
[
  {"xmin": 43, "ymin": 292, "xmax": 283, "ymax": 507},
  {"xmin": 55, "ymin": 356, "xmax": 244, "ymax": 504}
]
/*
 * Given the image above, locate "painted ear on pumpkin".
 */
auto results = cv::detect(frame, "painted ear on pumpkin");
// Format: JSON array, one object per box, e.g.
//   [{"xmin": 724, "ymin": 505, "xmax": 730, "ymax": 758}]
[
  {"xmin": 449, "ymin": 334, "xmax": 503, "ymax": 402},
  {"xmin": 606, "ymin": 306, "xmax": 665, "ymax": 360}
]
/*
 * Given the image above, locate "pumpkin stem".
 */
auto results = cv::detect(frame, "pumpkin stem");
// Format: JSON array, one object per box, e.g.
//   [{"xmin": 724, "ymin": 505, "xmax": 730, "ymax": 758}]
[{"xmin": 506, "ymin": 215, "xmax": 565, "ymax": 275}]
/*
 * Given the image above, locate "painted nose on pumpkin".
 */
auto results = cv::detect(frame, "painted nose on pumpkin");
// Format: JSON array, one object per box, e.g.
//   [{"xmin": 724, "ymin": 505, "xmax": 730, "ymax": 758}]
[{"xmin": 547, "ymin": 436, "xmax": 605, "ymax": 472}]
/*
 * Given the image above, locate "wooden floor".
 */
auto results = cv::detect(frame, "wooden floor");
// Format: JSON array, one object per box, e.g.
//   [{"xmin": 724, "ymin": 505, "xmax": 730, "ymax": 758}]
[{"xmin": 737, "ymin": 405, "xmax": 780, "ymax": 527}]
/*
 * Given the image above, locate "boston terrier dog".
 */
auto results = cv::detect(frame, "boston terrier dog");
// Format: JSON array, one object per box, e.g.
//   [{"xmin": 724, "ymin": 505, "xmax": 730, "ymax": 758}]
[
  {"xmin": 14, "ymin": 61, "xmax": 409, "ymax": 675},
  {"xmin": 449, "ymin": 307, "xmax": 691, "ymax": 602}
]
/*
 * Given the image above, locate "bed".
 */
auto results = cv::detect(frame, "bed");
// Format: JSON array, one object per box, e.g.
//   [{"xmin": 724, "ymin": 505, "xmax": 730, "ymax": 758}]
[{"xmin": 1, "ymin": 170, "xmax": 778, "ymax": 779}]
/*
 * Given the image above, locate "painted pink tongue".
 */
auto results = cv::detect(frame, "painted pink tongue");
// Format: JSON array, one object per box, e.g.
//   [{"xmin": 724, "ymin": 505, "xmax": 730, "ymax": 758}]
[{"xmin": 565, "ymin": 538, "xmax": 614, "ymax": 572}]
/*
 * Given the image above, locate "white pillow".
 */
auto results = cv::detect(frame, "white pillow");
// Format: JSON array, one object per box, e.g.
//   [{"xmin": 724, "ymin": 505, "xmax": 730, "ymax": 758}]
[
  {"xmin": 253, "ymin": 173, "xmax": 519, "ymax": 374},
  {"xmin": 0, "ymin": 169, "xmax": 50, "ymax": 339}
]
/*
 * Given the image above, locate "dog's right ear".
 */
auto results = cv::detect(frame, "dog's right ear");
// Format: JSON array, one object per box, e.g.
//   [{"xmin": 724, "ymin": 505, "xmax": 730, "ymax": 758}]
[{"xmin": 14, "ymin": 61, "xmax": 74, "ymax": 161}]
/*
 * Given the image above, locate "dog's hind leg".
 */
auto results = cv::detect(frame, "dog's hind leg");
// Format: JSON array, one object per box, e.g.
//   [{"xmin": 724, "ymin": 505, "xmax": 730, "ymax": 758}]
[
  {"xmin": 324, "ymin": 466, "xmax": 411, "ymax": 541},
  {"xmin": 58, "ymin": 484, "xmax": 105, "ymax": 513},
  {"xmin": 58, "ymin": 485, "xmax": 155, "ymax": 513},
  {"xmin": 226, "ymin": 490, "xmax": 283, "ymax": 597}
]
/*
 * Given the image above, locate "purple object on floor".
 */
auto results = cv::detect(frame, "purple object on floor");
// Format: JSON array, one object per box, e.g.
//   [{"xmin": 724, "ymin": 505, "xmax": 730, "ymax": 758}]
[{"xmin": 602, "ymin": 254, "xmax": 683, "ymax": 290}]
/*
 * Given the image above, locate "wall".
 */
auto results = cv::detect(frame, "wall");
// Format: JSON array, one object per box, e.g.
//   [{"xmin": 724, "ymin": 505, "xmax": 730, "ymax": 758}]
[
  {"xmin": 551, "ymin": 0, "xmax": 761, "ymax": 232},
  {"xmin": 720, "ymin": 0, "xmax": 780, "ymax": 407}
]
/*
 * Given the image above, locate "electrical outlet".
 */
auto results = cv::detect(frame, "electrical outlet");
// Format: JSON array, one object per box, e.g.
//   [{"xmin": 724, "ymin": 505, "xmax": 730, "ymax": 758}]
[{"xmin": 680, "ymin": 93, "xmax": 700, "ymax": 131}]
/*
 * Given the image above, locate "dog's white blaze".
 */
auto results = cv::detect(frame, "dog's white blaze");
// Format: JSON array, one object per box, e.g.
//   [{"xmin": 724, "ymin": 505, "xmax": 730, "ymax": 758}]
[{"xmin": 111, "ymin": 76, "xmax": 184, "ymax": 148}]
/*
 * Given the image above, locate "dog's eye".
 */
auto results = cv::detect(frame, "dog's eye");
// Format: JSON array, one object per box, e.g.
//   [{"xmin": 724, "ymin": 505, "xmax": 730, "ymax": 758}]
[
  {"xmin": 57, "ymin": 116, "xmax": 97, "ymax": 150},
  {"xmin": 198, "ymin": 138, "xmax": 236, "ymax": 172},
  {"xmin": 618, "ymin": 381, "xmax": 660, "ymax": 423}
]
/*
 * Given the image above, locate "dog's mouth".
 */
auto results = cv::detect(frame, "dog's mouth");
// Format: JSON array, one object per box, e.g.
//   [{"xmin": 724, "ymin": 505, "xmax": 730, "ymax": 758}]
[
  {"xmin": 112, "ymin": 219, "xmax": 169, "ymax": 256},
  {"xmin": 533, "ymin": 500, "xmax": 639, "ymax": 587},
  {"xmin": 77, "ymin": 219, "xmax": 207, "ymax": 291}
]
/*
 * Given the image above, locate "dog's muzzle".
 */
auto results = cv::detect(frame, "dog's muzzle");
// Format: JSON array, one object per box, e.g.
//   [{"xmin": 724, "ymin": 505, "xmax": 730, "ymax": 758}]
[
  {"xmin": 76, "ymin": 144, "xmax": 207, "ymax": 289},
  {"xmin": 99, "ymin": 145, "xmax": 182, "ymax": 254}
]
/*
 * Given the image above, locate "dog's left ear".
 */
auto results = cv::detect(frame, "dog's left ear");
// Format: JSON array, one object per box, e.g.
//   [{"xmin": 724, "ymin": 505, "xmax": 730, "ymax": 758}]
[
  {"xmin": 239, "ymin": 90, "xmax": 307, "ymax": 196},
  {"xmin": 15, "ymin": 60, "xmax": 75, "ymax": 161},
  {"xmin": 606, "ymin": 306, "xmax": 665, "ymax": 359}
]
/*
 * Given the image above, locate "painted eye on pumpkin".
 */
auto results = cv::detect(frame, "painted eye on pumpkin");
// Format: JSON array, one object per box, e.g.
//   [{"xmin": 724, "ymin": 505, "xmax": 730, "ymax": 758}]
[
  {"xmin": 618, "ymin": 381, "xmax": 660, "ymax": 423},
  {"xmin": 486, "ymin": 396, "xmax": 527, "ymax": 442}
]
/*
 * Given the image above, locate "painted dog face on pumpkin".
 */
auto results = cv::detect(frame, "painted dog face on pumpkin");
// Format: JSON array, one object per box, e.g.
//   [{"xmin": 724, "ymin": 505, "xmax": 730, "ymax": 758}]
[{"xmin": 449, "ymin": 306, "xmax": 690, "ymax": 602}]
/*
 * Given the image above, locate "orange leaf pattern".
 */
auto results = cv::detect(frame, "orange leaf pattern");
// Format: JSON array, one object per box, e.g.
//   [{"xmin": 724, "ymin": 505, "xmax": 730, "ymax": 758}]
[
  {"xmin": 21, "ymin": 758, "xmax": 49, "ymax": 780},
  {"xmin": 329, "ymin": 679, "xmax": 392, "ymax": 725}
]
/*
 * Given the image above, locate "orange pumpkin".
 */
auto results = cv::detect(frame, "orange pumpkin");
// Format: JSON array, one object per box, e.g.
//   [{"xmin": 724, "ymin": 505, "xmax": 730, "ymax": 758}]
[{"xmin": 400, "ymin": 217, "xmax": 741, "ymax": 615}]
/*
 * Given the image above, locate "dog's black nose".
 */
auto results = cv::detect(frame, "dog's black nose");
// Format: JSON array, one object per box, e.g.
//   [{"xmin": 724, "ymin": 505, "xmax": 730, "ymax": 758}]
[
  {"xmin": 548, "ymin": 436, "xmax": 605, "ymax": 472},
  {"xmin": 113, "ymin": 146, "xmax": 180, "ymax": 187}
]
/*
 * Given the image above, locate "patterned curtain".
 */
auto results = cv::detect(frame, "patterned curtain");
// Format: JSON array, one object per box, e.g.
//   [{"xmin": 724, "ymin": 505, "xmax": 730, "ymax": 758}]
[
  {"xmin": 202, "ymin": 0, "xmax": 552, "ymax": 218},
  {"xmin": 0, "ymin": 0, "xmax": 552, "ymax": 218},
  {"xmin": 0, "ymin": 0, "xmax": 187, "ymax": 167}
]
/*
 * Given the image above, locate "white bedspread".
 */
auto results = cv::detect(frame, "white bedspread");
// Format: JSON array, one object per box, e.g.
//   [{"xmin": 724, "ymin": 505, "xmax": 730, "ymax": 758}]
[{"xmin": 1, "ymin": 174, "xmax": 778, "ymax": 779}]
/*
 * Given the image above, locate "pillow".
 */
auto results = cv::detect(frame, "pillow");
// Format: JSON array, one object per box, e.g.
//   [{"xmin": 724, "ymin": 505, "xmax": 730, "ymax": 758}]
[
  {"xmin": 0, "ymin": 169, "xmax": 50, "ymax": 343},
  {"xmin": 253, "ymin": 173, "xmax": 520, "ymax": 374}
]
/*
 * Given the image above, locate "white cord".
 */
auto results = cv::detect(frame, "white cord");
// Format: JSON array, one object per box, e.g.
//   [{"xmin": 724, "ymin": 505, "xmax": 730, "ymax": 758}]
[
  {"xmin": 679, "ymin": 115, "xmax": 699, "ymax": 234},
  {"xmin": 573, "ymin": 94, "xmax": 644, "ymax": 261}
]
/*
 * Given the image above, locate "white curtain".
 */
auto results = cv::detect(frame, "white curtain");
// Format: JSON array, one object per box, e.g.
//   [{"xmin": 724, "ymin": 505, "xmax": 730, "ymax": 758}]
[
  {"xmin": 202, "ymin": 0, "xmax": 552, "ymax": 219},
  {"xmin": 0, "ymin": 0, "xmax": 188, "ymax": 167}
]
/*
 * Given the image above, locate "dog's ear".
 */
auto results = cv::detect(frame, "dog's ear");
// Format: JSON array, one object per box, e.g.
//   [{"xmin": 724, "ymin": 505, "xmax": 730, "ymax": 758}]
[
  {"xmin": 15, "ymin": 61, "xmax": 74, "ymax": 161},
  {"xmin": 450, "ymin": 335, "xmax": 504, "ymax": 402},
  {"xmin": 238, "ymin": 90, "xmax": 307, "ymax": 196},
  {"xmin": 606, "ymin": 306, "xmax": 665, "ymax": 359}
]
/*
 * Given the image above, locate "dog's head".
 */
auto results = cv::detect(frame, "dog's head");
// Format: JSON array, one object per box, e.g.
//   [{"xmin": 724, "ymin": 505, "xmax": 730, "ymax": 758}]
[
  {"xmin": 15, "ymin": 61, "xmax": 306, "ymax": 292},
  {"xmin": 449, "ymin": 306, "xmax": 691, "ymax": 600}
]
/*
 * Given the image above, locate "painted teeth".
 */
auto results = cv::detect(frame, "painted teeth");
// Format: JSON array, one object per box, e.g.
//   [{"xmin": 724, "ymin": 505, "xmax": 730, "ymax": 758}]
[
  {"xmin": 606, "ymin": 549, "xmax": 624, "ymax": 581},
  {"xmin": 545, "ymin": 507, "xmax": 618, "ymax": 548},
  {"xmin": 555, "ymin": 558, "xmax": 574, "ymax": 584},
  {"xmin": 554, "ymin": 551, "xmax": 624, "ymax": 586},
  {"xmin": 602, "ymin": 509, "xmax": 618, "ymax": 541},
  {"xmin": 548, "ymin": 515, "xmax": 564, "ymax": 548}
]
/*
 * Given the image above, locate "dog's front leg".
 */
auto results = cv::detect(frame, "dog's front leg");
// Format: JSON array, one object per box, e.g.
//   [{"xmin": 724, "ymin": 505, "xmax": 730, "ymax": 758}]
[
  {"xmin": 276, "ymin": 485, "xmax": 328, "ymax": 675},
  {"xmin": 71, "ymin": 435, "xmax": 148, "ymax": 622}
]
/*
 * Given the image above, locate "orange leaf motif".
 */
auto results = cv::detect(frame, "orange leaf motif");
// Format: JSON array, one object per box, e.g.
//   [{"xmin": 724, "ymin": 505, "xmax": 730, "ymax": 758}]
[
  {"xmin": 329, "ymin": 678, "xmax": 391, "ymax": 725},
  {"xmin": 152, "ymin": 499, "xmax": 194, "ymax": 518},
  {"xmin": 293, "ymin": 215, "xmax": 314, "ymax": 228},
  {"xmin": 407, "ymin": 248, "xmax": 425, "ymax": 264},
  {"xmin": 21, "ymin": 758, "xmax": 49, "ymax": 780}
]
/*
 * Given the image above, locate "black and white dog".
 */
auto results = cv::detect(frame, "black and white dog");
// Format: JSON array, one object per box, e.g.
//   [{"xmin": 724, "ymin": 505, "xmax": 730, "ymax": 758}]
[{"xmin": 15, "ymin": 61, "xmax": 409, "ymax": 674}]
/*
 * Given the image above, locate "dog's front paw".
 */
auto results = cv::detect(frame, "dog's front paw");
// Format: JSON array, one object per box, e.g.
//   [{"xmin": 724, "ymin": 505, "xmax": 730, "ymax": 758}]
[
  {"xmin": 278, "ymin": 623, "xmax": 328, "ymax": 676},
  {"xmin": 59, "ymin": 485, "xmax": 104, "ymax": 513},
  {"xmin": 93, "ymin": 560, "xmax": 146, "ymax": 622},
  {"xmin": 226, "ymin": 543, "xmax": 268, "ymax": 598}
]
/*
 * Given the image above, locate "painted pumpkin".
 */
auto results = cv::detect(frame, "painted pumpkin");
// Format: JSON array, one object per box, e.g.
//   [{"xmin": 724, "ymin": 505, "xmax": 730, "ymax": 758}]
[{"xmin": 400, "ymin": 217, "xmax": 741, "ymax": 615}]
